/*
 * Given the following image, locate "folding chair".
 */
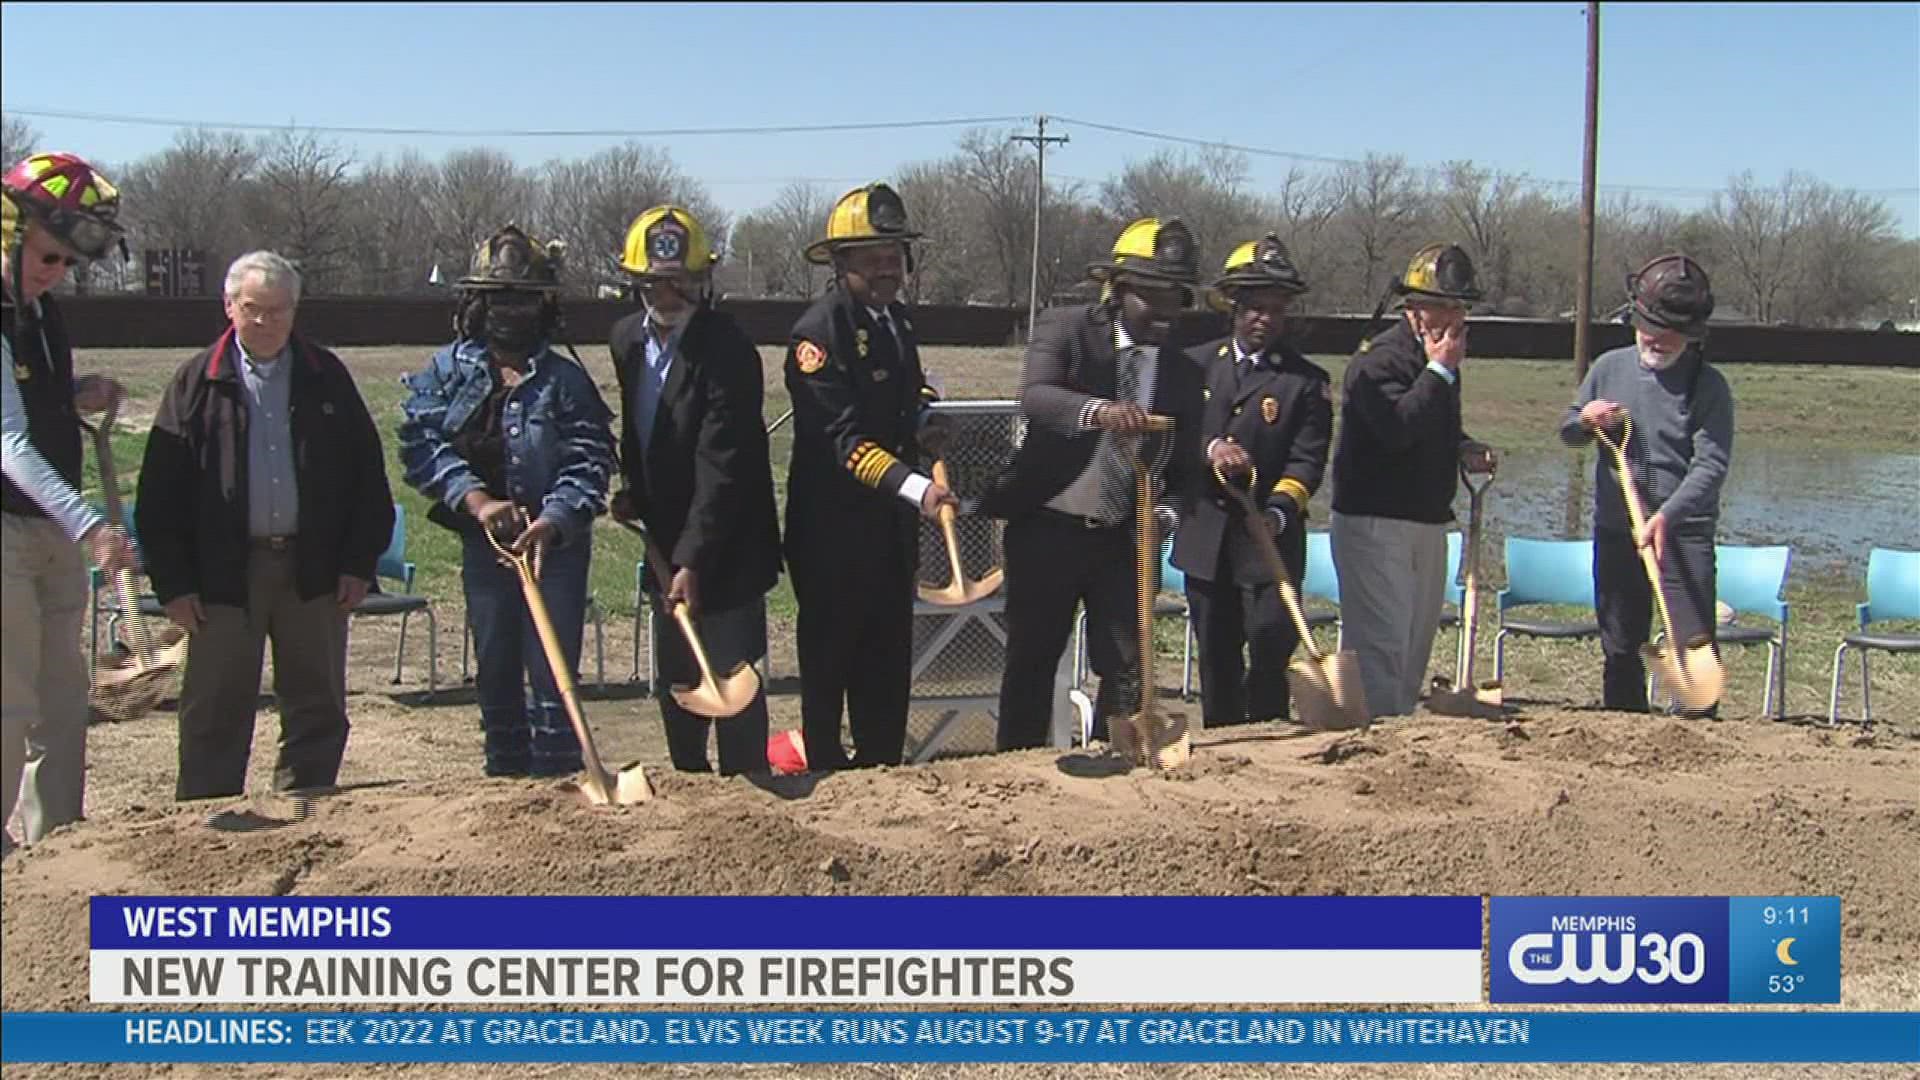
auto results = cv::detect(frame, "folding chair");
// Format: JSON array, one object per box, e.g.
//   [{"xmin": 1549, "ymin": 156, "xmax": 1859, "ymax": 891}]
[
  {"xmin": 1493, "ymin": 537, "xmax": 1601, "ymax": 689},
  {"xmin": 352, "ymin": 503, "xmax": 438, "ymax": 695},
  {"xmin": 1828, "ymin": 547, "xmax": 1920, "ymax": 725},
  {"xmin": 1702, "ymin": 544, "xmax": 1792, "ymax": 719}
]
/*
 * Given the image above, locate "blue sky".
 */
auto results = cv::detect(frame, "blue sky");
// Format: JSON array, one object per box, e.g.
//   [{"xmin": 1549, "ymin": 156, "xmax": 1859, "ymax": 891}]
[{"xmin": 4, "ymin": 2, "xmax": 1916, "ymax": 234}]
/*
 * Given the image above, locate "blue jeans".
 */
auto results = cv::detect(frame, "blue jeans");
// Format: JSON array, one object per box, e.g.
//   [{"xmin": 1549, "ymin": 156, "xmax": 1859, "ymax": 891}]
[{"xmin": 461, "ymin": 532, "xmax": 591, "ymax": 776}]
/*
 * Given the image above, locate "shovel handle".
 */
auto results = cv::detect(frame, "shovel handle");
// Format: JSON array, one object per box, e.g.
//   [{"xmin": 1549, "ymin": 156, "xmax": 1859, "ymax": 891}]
[
  {"xmin": 1214, "ymin": 464, "xmax": 1325, "ymax": 661},
  {"xmin": 489, "ymin": 528, "xmax": 617, "ymax": 801},
  {"xmin": 1594, "ymin": 415, "xmax": 1683, "ymax": 645},
  {"xmin": 929, "ymin": 459, "xmax": 968, "ymax": 585},
  {"xmin": 669, "ymin": 601, "xmax": 728, "ymax": 692}
]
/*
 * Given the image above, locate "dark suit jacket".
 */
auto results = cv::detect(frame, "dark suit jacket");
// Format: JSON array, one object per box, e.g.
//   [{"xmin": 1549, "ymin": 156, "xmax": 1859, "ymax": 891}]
[
  {"xmin": 980, "ymin": 303, "xmax": 1206, "ymax": 520},
  {"xmin": 136, "ymin": 329, "xmax": 394, "ymax": 608},
  {"xmin": 610, "ymin": 304, "xmax": 782, "ymax": 611},
  {"xmin": 1170, "ymin": 335, "xmax": 1333, "ymax": 585}
]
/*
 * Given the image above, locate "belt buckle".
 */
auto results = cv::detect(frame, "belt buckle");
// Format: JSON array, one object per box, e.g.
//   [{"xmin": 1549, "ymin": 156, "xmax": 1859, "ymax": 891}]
[{"xmin": 264, "ymin": 535, "xmax": 291, "ymax": 552}]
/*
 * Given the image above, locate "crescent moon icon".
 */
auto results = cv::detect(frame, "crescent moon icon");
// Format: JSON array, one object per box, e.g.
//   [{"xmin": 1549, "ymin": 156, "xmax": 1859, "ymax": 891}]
[{"xmin": 1776, "ymin": 937, "xmax": 1799, "ymax": 966}]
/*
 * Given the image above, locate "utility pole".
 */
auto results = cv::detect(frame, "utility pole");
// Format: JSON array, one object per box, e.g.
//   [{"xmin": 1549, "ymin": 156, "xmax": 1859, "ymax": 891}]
[
  {"xmin": 1010, "ymin": 114, "xmax": 1068, "ymax": 340},
  {"xmin": 1573, "ymin": 1, "xmax": 1601, "ymax": 382}
]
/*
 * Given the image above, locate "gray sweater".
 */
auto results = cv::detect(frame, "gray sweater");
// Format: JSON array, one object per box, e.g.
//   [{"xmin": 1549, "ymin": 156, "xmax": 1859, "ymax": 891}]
[{"xmin": 1558, "ymin": 344, "xmax": 1734, "ymax": 532}]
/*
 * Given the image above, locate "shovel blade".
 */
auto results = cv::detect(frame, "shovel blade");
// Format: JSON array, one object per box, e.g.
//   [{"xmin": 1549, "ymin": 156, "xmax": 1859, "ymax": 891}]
[
  {"xmin": 1646, "ymin": 640, "xmax": 1726, "ymax": 713},
  {"xmin": 1289, "ymin": 652, "xmax": 1370, "ymax": 731},
  {"xmin": 573, "ymin": 763, "xmax": 654, "ymax": 806},
  {"xmin": 917, "ymin": 567, "xmax": 1004, "ymax": 607},
  {"xmin": 1144, "ymin": 710, "xmax": 1192, "ymax": 771},
  {"xmin": 670, "ymin": 661, "xmax": 762, "ymax": 720}
]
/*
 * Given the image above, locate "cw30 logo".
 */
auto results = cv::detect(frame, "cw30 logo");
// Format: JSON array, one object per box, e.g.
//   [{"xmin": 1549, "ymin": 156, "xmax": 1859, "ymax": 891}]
[{"xmin": 1506, "ymin": 926, "xmax": 1709, "ymax": 986}]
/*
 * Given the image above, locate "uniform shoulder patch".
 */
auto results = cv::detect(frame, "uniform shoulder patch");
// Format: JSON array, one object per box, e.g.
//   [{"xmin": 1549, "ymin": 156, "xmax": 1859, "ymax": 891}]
[{"xmin": 795, "ymin": 339, "xmax": 827, "ymax": 374}]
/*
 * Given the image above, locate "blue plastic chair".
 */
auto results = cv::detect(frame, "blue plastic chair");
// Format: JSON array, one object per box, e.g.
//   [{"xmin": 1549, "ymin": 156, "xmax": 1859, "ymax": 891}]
[
  {"xmin": 1706, "ymin": 544, "xmax": 1792, "ymax": 719},
  {"xmin": 352, "ymin": 503, "xmax": 438, "ymax": 695},
  {"xmin": 1301, "ymin": 531, "xmax": 1342, "ymax": 645},
  {"xmin": 1493, "ymin": 538, "xmax": 1601, "ymax": 686},
  {"xmin": 1829, "ymin": 548, "xmax": 1920, "ymax": 724}
]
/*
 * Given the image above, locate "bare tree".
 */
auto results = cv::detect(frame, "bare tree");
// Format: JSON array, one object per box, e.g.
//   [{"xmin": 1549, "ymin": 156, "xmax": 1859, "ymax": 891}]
[
  {"xmin": 536, "ymin": 141, "xmax": 726, "ymax": 295},
  {"xmin": 345, "ymin": 150, "xmax": 437, "ymax": 295},
  {"xmin": 1269, "ymin": 166, "xmax": 1343, "ymax": 312},
  {"xmin": 2, "ymin": 115, "xmax": 41, "ymax": 170},
  {"xmin": 756, "ymin": 181, "xmax": 831, "ymax": 298},
  {"xmin": 1709, "ymin": 170, "xmax": 1821, "ymax": 324},
  {"xmin": 1795, "ymin": 185, "xmax": 1902, "ymax": 326},
  {"xmin": 1332, "ymin": 153, "xmax": 1427, "ymax": 307},
  {"xmin": 244, "ymin": 130, "xmax": 355, "ymax": 294},
  {"xmin": 955, "ymin": 128, "xmax": 1037, "ymax": 304},
  {"xmin": 896, "ymin": 157, "xmax": 977, "ymax": 304},
  {"xmin": 1099, "ymin": 147, "xmax": 1264, "ymax": 275},
  {"xmin": 1438, "ymin": 160, "xmax": 1527, "ymax": 310},
  {"xmin": 426, "ymin": 148, "xmax": 533, "ymax": 283},
  {"xmin": 116, "ymin": 128, "xmax": 260, "ymax": 287}
]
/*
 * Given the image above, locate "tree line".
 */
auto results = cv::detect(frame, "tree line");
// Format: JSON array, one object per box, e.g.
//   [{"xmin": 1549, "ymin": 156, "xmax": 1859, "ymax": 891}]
[{"xmin": 6, "ymin": 116, "xmax": 1915, "ymax": 328}]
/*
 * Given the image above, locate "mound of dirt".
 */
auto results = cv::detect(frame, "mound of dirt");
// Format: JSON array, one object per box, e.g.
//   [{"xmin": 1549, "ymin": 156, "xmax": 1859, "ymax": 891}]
[{"xmin": 5, "ymin": 707, "xmax": 1917, "ymax": 1079}]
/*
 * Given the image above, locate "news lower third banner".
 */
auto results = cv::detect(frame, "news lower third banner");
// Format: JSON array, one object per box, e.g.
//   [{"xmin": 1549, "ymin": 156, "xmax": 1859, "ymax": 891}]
[
  {"xmin": 89, "ymin": 896, "xmax": 1484, "ymax": 1005},
  {"xmin": 4, "ymin": 1012, "xmax": 1916, "ymax": 1064}
]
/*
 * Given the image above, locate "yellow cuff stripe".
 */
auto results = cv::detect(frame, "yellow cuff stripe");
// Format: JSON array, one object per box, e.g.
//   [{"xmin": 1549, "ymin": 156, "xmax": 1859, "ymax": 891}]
[
  {"xmin": 846, "ymin": 441, "xmax": 899, "ymax": 488},
  {"xmin": 1275, "ymin": 478, "xmax": 1311, "ymax": 506}
]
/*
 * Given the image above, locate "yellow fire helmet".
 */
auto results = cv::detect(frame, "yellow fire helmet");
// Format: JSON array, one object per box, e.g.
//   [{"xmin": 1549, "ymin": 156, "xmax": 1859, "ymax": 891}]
[
  {"xmin": 1088, "ymin": 217, "xmax": 1200, "ymax": 287},
  {"xmin": 459, "ymin": 223, "xmax": 564, "ymax": 292},
  {"xmin": 804, "ymin": 182, "xmax": 920, "ymax": 265},
  {"xmin": 619, "ymin": 205, "xmax": 714, "ymax": 278},
  {"xmin": 1394, "ymin": 242, "xmax": 1483, "ymax": 305},
  {"xmin": 1215, "ymin": 234, "xmax": 1309, "ymax": 296}
]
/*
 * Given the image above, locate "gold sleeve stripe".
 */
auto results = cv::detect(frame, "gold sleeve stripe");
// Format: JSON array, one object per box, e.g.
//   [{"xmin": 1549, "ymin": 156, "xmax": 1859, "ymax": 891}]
[
  {"xmin": 1275, "ymin": 477, "xmax": 1312, "ymax": 506},
  {"xmin": 846, "ymin": 441, "xmax": 899, "ymax": 488}
]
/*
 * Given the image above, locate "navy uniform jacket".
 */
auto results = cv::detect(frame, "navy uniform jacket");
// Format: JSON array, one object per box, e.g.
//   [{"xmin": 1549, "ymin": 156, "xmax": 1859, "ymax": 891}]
[
  {"xmin": 1171, "ymin": 335, "xmax": 1332, "ymax": 585},
  {"xmin": 781, "ymin": 285, "xmax": 936, "ymax": 576}
]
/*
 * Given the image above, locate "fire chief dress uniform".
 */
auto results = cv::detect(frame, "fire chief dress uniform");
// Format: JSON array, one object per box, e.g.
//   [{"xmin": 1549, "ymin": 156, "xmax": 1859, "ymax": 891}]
[
  {"xmin": 1171, "ymin": 237, "xmax": 1331, "ymax": 727},
  {"xmin": 783, "ymin": 183, "xmax": 942, "ymax": 770}
]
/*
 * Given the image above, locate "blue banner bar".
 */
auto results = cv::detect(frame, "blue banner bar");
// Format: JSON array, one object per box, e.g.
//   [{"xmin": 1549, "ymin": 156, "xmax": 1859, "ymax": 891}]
[
  {"xmin": 89, "ymin": 896, "xmax": 1480, "ymax": 950},
  {"xmin": 4, "ymin": 1011, "xmax": 1915, "ymax": 1063}
]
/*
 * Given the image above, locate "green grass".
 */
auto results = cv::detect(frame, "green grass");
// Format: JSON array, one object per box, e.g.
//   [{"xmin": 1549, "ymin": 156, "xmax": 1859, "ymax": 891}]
[{"xmin": 71, "ymin": 342, "xmax": 1919, "ymax": 725}]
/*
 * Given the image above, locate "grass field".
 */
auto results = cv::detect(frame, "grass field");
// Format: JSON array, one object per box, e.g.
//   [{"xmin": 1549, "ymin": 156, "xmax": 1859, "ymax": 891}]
[{"xmin": 71, "ymin": 339, "xmax": 1920, "ymax": 728}]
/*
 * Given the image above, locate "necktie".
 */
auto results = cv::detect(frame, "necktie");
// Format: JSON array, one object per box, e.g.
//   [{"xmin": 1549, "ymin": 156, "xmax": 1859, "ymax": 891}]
[{"xmin": 1093, "ymin": 348, "xmax": 1142, "ymax": 525}]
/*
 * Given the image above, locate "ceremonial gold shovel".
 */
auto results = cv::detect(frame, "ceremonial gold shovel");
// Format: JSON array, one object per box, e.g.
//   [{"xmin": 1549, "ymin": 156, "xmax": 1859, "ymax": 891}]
[
  {"xmin": 487, "ymin": 517, "xmax": 653, "ymax": 804},
  {"xmin": 1595, "ymin": 415, "xmax": 1727, "ymax": 714}
]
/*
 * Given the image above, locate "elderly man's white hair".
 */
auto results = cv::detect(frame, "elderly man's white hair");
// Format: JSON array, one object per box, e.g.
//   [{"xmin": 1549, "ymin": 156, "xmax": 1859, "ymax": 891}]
[{"xmin": 223, "ymin": 250, "xmax": 303, "ymax": 304}]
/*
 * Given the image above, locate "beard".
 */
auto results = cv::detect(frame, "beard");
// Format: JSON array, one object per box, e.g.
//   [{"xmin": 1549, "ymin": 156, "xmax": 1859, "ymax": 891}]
[
  {"xmin": 646, "ymin": 301, "xmax": 693, "ymax": 330},
  {"xmin": 1638, "ymin": 344, "xmax": 1684, "ymax": 371}
]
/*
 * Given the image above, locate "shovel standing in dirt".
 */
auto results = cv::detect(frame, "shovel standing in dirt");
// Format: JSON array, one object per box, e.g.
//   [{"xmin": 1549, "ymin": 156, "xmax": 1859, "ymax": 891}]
[
  {"xmin": 1594, "ymin": 414, "xmax": 1726, "ymax": 714},
  {"xmin": 85, "ymin": 389, "xmax": 186, "ymax": 721},
  {"xmin": 1427, "ymin": 463, "xmax": 1506, "ymax": 718},
  {"xmin": 1108, "ymin": 416, "xmax": 1192, "ymax": 770},
  {"xmin": 917, "ymin": 459, "xmax": 1002, "ymax": 606},
  {"xmin": 1215, "ymin": 464, "xmax": 1370, "ymax": 731},
  {"xmin": 486, "ymin": 514, "xmax": 653, "ymax": 804},
  {"xmin": 617, "ymin": 519, "xmax": 762, "ymax": 720}
]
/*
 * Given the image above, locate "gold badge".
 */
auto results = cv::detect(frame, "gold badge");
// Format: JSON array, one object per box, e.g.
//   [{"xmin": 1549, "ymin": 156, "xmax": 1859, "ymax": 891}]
[
  {"xmin": 13, "ymin": 363, "xmax": 29, "ymax": 382},
  {"xmin": 795, "ymin": 340, "xmax": 827, "ymax": 374},
  {"xmin": 1202, "ymin": 387, "xmax": 1211, "ymax": 401},
  {"xmin": 1261, "ymin": 396, "xmax": 1279, "ymax": 424},
  {"xmin": 856, "ymin": 328, "xmax": 870, "ymax": 358}
]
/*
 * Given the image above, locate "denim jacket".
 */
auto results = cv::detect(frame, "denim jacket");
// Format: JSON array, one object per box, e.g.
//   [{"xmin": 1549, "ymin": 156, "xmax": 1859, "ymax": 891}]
[{"xmin": 397, "ymin": 338, "xmax": 615, "ymax": 546}]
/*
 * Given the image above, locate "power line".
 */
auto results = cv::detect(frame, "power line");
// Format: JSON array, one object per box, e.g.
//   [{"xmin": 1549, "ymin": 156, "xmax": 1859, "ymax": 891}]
[
  {"xmin": 1049, "ymin": 114, "xmax": 1920, "ymax": 200},
  {"xmin": 5, "ymin": 107, "xmax": 1027, "ymax": 139}
]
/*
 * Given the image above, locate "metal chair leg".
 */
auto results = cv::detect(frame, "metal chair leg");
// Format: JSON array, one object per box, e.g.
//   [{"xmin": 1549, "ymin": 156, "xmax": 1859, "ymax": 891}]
[
  {"xmin": 1182, "ymin": 616, "xmax": 1193, "ymax": 701},
  {"xmin": 1827, "ymin": 642, "xmax": 1849, "ymax": 725},
  {"xmin": 644, "ymin": 607, "xmax": 656, "ymax": 694},
  {"xmin": 1860, "ymin": 651, "xmax": 1872, "ymax": 724},
  {"xmin": 1494, "ymin": 628, "xmax": 1510, "ymax": 683},
  {"xmin": 592, "ymin": 600, "xmax": 606, "ymax": 688},
  {"xmin": 424, "ymin": 608, "xmax": 438, "ymax": 699},
  {"xmin": 1762, "ymin": 640, "xmax": 1780, "ymax": 720},
  {"xmin": 393, "ymin": 610, "xmax": 412, "ymax": 684}
]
